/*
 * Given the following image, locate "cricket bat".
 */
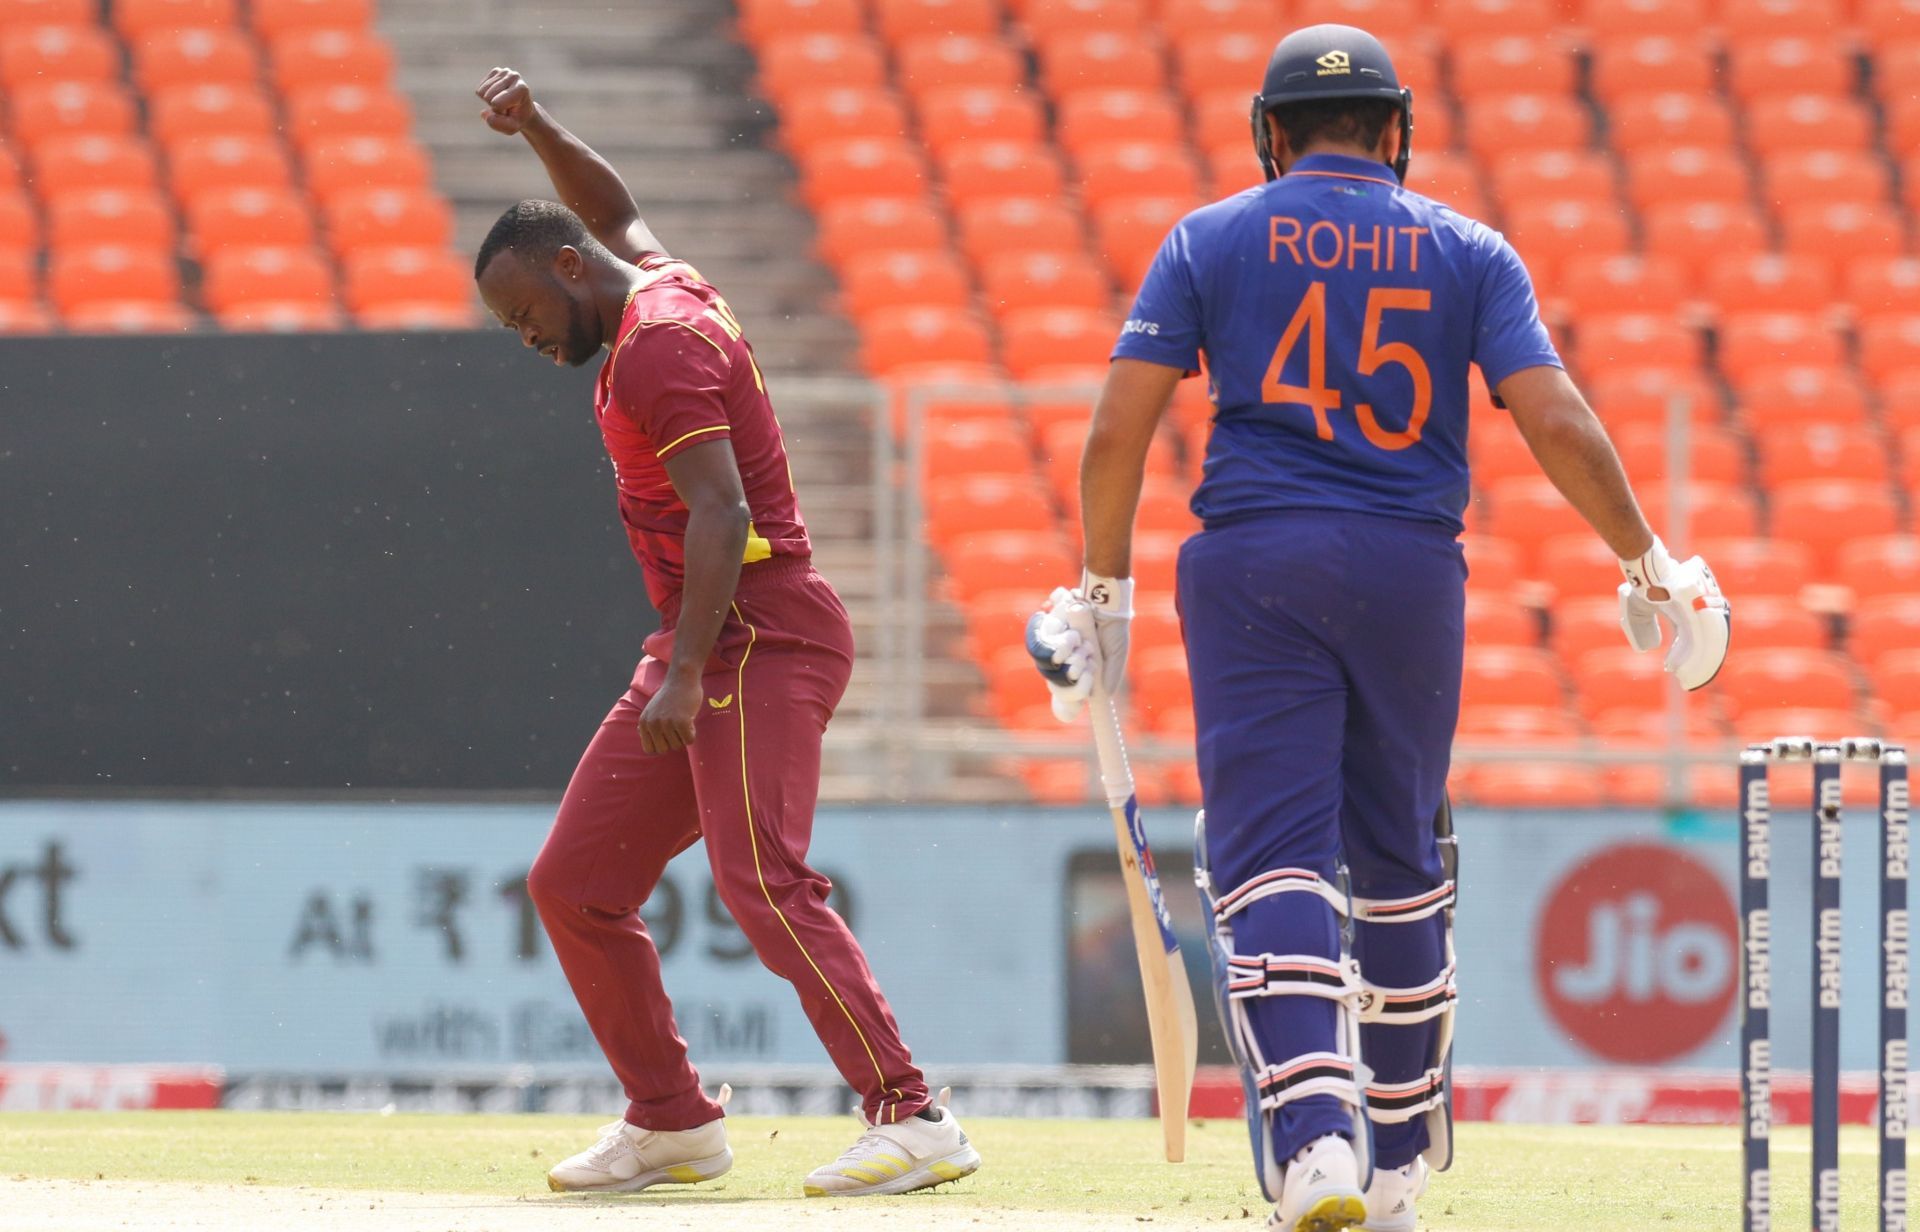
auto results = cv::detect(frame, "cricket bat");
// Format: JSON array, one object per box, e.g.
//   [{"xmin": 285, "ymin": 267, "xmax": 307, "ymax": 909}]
[{"xmin": 1089, "ymin": 693, "xmax": 1200, "ymax": 1163}]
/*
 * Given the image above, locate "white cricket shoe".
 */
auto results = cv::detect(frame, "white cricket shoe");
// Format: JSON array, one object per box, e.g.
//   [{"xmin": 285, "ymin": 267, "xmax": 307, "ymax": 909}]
[
  {"xmin": 803, "ymin": 1087, "xmax": 981, "ymax": 1197},
  {"xmin": 1268, "ymin": 1134, "xmax": 1367, "ymax": 1232},
  {"xmin": 546, "ymin": 1086, "xmax": 733, "ymax": 1194},
  {"xmin": 1362, "ymin": 1157, "xmax": 1429, "ymax": 1232}
]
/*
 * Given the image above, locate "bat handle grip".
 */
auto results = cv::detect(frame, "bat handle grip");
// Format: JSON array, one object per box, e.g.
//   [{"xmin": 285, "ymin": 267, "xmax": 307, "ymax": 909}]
[{"xmin": 1089, "ymin": 692, "xmax": 1135, "ymax": 808}]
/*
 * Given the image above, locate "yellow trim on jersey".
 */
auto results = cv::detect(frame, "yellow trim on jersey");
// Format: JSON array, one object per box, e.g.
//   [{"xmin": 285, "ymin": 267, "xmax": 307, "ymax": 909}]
[
  {"xmin": 656, "ymin": 423, "xmax": 730, "ymax": 458},
  {"xmin": 730, "ymin": 604, "xmax": 905, "ymax": 1120},
  {"xmin": 743, "ymin": 519, "xmax": 772, "ymax": 564}
]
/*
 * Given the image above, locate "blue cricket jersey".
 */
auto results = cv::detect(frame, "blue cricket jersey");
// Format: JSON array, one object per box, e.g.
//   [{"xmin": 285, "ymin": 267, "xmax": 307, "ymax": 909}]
[{"xmin": 1112, "ymin": 152, "xmax": 1562, "ymax": 534}]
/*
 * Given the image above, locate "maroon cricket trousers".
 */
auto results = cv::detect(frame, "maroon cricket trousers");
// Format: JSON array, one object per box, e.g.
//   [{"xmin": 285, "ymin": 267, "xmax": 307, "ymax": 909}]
[{"xmin": 528, "ymin": 556, "xmax": 929, "ymax": 1129}]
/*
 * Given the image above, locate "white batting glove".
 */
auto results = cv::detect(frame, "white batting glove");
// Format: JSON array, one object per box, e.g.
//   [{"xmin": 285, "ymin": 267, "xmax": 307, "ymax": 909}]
[
  {"xmin": 1025, "ymin": 573, "xmax": 1135, "ymax": 721},
  {"xmin": 1618, "ymin": 536, "xmax": 1732, "ymax": 691},
  {"xmin": 1079, "ymin": 570, "xmax": 1134, "ymax": 699}
]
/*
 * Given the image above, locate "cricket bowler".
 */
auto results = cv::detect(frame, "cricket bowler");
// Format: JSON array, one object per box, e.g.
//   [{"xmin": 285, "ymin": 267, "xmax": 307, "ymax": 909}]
[
  {"xmin": 1029, "ymin": 25, "xmax": 1730, "ymax": 1231},
  {"xmin": 470, "ymin": 67, "xmax": 980, "ymax": 1197}
]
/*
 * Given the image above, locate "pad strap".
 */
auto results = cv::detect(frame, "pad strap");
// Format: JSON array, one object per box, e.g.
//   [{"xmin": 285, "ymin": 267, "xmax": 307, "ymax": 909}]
[
  {"xmin": 1214, "ymin": 867, "xmax": 1349, "ymax": 922},
  {"xmin": 1255, "ymin": 1052, "xmax": 1364, "ymax": 1113},
  {"xmin": 1357, "ymin": 963, "xmax": 1458, "ymax": 1025},
  {"xmin": 1229, "ymin": 953, "xmax": 1364, "ymax": 1004},
  {"xmin": 1353, "ymin": 882, "xmax": 1454, "ymax": 923},
  {"xmin": 1365, "ymin": 1068, "xmax": 1447, "ymax": 1123}
]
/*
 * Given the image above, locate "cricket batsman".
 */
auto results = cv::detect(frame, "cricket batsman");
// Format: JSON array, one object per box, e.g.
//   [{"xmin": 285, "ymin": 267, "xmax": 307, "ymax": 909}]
[
  {"xmin": 1029, "ymin": 26, "xmax": 1730, "ymax": 1232},
  {"xmin": 470, "ymin": 68, "xmax": 980, "ymax": 1197}
]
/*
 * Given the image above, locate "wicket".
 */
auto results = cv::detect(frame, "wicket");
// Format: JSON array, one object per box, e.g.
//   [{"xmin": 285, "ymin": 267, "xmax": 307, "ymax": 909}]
[{"xmin": 1740, "ymin": 737, "xmax": 1910, "ymax": 1232}]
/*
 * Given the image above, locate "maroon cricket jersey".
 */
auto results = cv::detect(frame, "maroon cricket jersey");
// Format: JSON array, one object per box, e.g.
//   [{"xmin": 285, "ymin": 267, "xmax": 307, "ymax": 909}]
[{"xmin": 594, "ymin": 254, "xmax": 810, "ymax": 615}]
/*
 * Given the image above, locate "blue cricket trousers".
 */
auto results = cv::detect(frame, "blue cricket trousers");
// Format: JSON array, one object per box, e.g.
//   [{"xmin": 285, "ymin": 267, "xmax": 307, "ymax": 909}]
[{"xmin": 1178, "ymin": 509, "xmax": 1464, "ymax": 1170}]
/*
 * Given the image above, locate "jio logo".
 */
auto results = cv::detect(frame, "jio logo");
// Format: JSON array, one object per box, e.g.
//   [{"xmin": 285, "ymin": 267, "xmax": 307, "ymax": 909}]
[{"xmin": 1535, "ymin": 843, "xmax": 1739, "ymax": 1064}]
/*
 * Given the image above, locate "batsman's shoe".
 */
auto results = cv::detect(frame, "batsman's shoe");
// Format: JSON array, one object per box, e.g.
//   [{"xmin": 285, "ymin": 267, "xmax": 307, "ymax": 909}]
[
  {"xmin": 546, "ymin": 1089, "xmax": 733, "ymax": 1194},
  {"xmin": 1361, "ymin": 1157, "xmax": 1429, "ymax": 1232},
  {"xmin": 803, "ymin": 1087, "xmax": 981, "ymax": 1197},
  {"xmin": 1268, "ymin": 1134, "xmax": 1367, "ymax": 1232}
]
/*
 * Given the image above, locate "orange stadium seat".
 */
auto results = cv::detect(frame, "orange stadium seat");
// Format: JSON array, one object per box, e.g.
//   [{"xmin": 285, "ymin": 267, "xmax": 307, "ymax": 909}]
[
  {"xmin": 1470, "ymin": 420, "xmax": 1539, "ymax": 487},
  {"xmin": 219, "ymin": 297, "xmax": 343, "ymax": 328},
  {"xmin": 1462, "ymin": 764, "xmax": 1609, "ymax": 808},
  {"xmin": 1093, "ymin": 196, "xmax": 1194, "ymax": 288},
  {"xmin": 924, "ymin": 474, "xmax": 1058, "ymax": 545},
  {"xmin": 881, "ymin": 0, "xmax": 1006, "ymax": 44},
  {"xmin": 1613, "ymin": 422, "xmax": 1746, "ymax": 486},
  {"xmin": 167, "ymin": 135, "xmax": 292, "ymax": 205},
  {"xmin": 1462, "ymin": 95, "xmax": 1592, "ymax": 162},
  {"xmin": 1643, "ymin": 202, "xmax": 1770, "ymax": 277},
  {"xmin": 148, "ymin": 83, "xmax": 276, "ymax": 142},
  {"xmin": 1504, "ymin": 202, "xmax": 1634, "ymax": 282},
  {"xmin": 1455, "ymin": 704, "xmax": 1580, "ymax": 742},
  {"xmin": 1859, "ymin": 315, "xmax": 1920, "ymax": 383},
  {"xmin": 943, "ymin": 531, "xmax": 1075, "ymax": 599},
  {"xmin": 889, "ymin": 365, "xmax": 1013, "ymax": 430},
  {"xmin": 1873, "ymin": 653, "xmax": 1920, "ymax": 716},
  {"xmin": 1461, "ymin": 646, "xmax": 1567, "ymax": 710},
  {"xmin": 1891, "ymin": 97, "xmax": 1920, "ymax": 159},
  {"xmin": 1433, "ymin": 0, "xmax": 1559, "ymax": 37},
  {"xmin": 1607, "ymin": 92, "xmax": 1737, "ymax": 155},
  {"xmin": 199, "ymin": 244, "xmax": 333, "ymax": 312},
  {"xmin": 250, "ymin": 0, "xmax": 371, "ymax": 38},
  {"xmin": 186, "ymin": 187, "xmax": 314, "ymax": 255},
  {"xmin": 939, "ymin": 140, "xmax": 1068, "ymax": 208},
  {"xmin": 0, "ymin": 0, "xmax": 92, "ymax": 28},
  {"xmin": 62, "ymin": 299, "xmax": 195, "ymax": 332},
  {"xmin": 1747, "ymin": 94, "xmax": 1874, "ymax": 152},
  {"xmin": 1023, "ymin": 0, "xmax": 1151, "ymax": 40},
  {"xmin": 1583, "ymin": 0, "xmax": 1710, "ymax": 37},
  {"xmin": 0, "ymin": 143, "xmax": 16, "ymax": 190},
  {"xmin": 841, "ymin": 250, "xmax": 973, "ymax": 318},
  {"xmin": 862, "ymin": 306, "xmax": 996, "ymax": 373},
  {"xmin": 1171, "ymin": 32, "xmax": 1266, "ymax": 100},
  {"xmin": 303, "ymin": 136, "xmax": 432, "ymax": 204},
  {"xmin": 927, "ymin": 419, "xmax": 1037, "ymax": 484},
  {"xmin": 132, "ymin": 27, "xmax": 257, "ymax": 91},
  {"xmin": 0, "ymin": 244, "xmax": 31, "ymax": 297},
  {"xmin": 1689, "ymin": 538, "xmax": 1809, "ymax": 600},
  {"xmin": 1206, "ymin": 147, "xmax": 1262, "ymax": 197},
  {"xmin": 0, "ymin": 25, "xmax": 119, "ymax": 88},
  {"xmin": 1718, "ymin": 312, "xmax": 1844, "ymax": 372},
  {"xmin": 1000, "ymin": 307, "xmax": 1118, "ymax": 377},
  {"xmin": 32, "ymin": 134, "xmax": 158, "ymax": 195},
  {"xmin": 1638, "ymin": 481, "xmax": 1762, "ymax": 541},
  {"xmin": 1449, "ymin": 35, "xmax": 1576, "ymax": 101},
  {"xmin": 1484, "ymin": 477, "xmax": 1595, "ymax": 567},
  {"xmin": 1729, "ymin": 598, "xmax": 1828, "ymax": 650},
  {"xmin": 7, "ymin": 81, "xmax": 136, "ymax": 145},
  {"xmin": 917, "ymin": 88, "xmax": 1045, "ymax": 158},
  {"xmin": 1855, "ymin": 596, "xmax": 1920, "ymax": 670},
  {"xmin": 736, "ymin": 0, "xmax": 865, "ymax": 45},
  {"xmin": 1573, "ymin": 312, "xmax": 1704, "ymax": 370},
  {"xmin": 340, "ymin": 246, "xmax": 470, "ymax": 318},
  {"xmin": 1840, "ymin": 537, "xmax": 1920, "ymax": 601},
  {"xmin": 1721, "ymin": 649, "xmax": 1856, "ymax": 718},
  {"xmin": 0, "ymin": 298, "xmax": 53, "ymax": 330},
  {"xmin": 1300, "ymin": 0, "xmax": 1427, "ymax": 38},
  {"xmin": 1625, "ymin": 146, "xmax": 1752, "ymax": 212},
  {"xmin": 114, "ymin": 0, "xmax": 236, "ymax": 37},
  {"xmin": 1407, "ymin": 153, "xmax": 1490, "ymax": 219},
  {"xmin": 779, "ymin": 88, "xmax": 909, "ymax": 158},
  {"xmin": 284, "ymin": 85, "xmax": 413, "ymax": 150},
  {"xmin": 1587, "ymin": 366, "xmax": 1721, "ymax": 431},
  {"xmin": 1077, "ymin": 143, "xmax": 1201, "ymax": 210},
  {"xmin": 1534, "ymin": 533, "xmax": 1623, "ymax": 600},
  {"xmin": 1755, "ymin": 423, "xmax": 1889, "ymax": 488},
  {"xmin": 1194, "ymin": 90, "xmax": 1258, "ymax": 156},
  {"xmin": 799, "ymin": 138, "xmax": 929, "ymax": 209},
  {"xmin": 1773, "ymin": 481, "xmax": 1903, "ymax": 568},
  {"xmin": 1763, "ymin": 151, "xmax": 1892, "ymax": 215},
  {"xmin": 1733, "ymin": 364, "xmax": 1871, "ymax": 428},
  {"xmin": 1860, "ymin": 0, "xmax": 1920, "ymax": 41},
  {"xmin": 1159, "ymin": 0, "xmax": 1278, "ymax": 34},
  {"xmin": 1041, "ymin": 32, "xmax": 1167, "ymax": 95},
  {"xmin": 757, "ymin": 34, "xmax": 888, "ymax": 102},
  {"xmin": 1549, "ymin": 255, "xmax": 1687, "ymax": 319},
  {"xmin": 1462, "ymin": 534, "xmax": 1524, "ymax": 593},
  {"xmin": 1571, "ymin": 645, "xmax": 1669, "ymax": 719},
  {"xmin": 1491, "ymin": 152, "xmax": 1618, "ymax": 213},
  {"xmin": 815, "ymin": 198, "xmax": 948, "ymax": 268},
  {"xmin": 894, "ymin": 34, "xmax": 1023, "ymax": 97},
  {"xmin": 1702, "ymin": 253, "xmax": 1834, "ymax": 317},
  {"xmin": 1889, "ymin": 381, "xmax": 1920, "ymax": 435},
  {"xmin": 980, "ymin": 249, "xmax": 1111, "ymax": 315},
  {"xmin": 958, "ymin": 198, "xmax": 1086, "ymax": 265},
  {"xmin": 0, "ymin": 188, "xmax": 37, "ymax": 248},
  {"xmin": 1057, "ymin": 90, "xmax": 1183, "ymax": 157},
  {"xmin": 1553, "ymin": 595, "xmax": 1637, "ymax": 662},
  {"xmin": 1727, "ymin": 38, "xmax": 1855, "ymax": 102},
  {"xmin": 46, "ymin": 188, "xmax": 173, "ymax": 249},
  {"xmin": 1719, "ymin": 0, "xmax": 1845, "ymax": 38},
  {"xmin": 48, "ymin": 243, "xmax": 177, "ymax": 312}
]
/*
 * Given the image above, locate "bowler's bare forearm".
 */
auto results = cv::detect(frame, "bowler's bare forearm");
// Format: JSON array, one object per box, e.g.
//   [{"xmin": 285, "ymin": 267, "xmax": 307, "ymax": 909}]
[{"xmin": 520, "ymin": 104, "xmax": 664, "ymax": 262}]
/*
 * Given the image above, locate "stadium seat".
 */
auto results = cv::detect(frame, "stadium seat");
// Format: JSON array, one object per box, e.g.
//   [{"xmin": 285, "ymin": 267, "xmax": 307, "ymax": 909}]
[
  {"xmin": 1848, "ymin": 256, "xmax": 1920, "ymax": 314},
  {"xmin": 1406, "ymin": 153, "xmax": 1490, "ymax": 219},
  {"xmin": 815, "ymin": 198, "xmax": 948, "ymax": 268},
  {"xmin": 186, "ymin": 186, "xmax": 314, "ymax": 255},
  {"xmin": 1586, "ymin": 366, "xmax": 1722, "ymax": 431},
  {"xmin": 1720, "ymin": 0, "xmax": 1845, "ymax": 37},
  {"xmin": 1571, "ymin": 645, "xmax": 1670, "ymax": 719},
  {"xmin": 943, "ymin": 530, "xmax": 1074, "ymax": 601},
  {"xmin": 757, "ymin": 34, "xmax": 888, "ymax": 102},
  {"xmin": 863, "ymin": 307, "xmax": 997, "ymax": 374},
  {"xmin": 0, "ymin": 144, "xmax": 16, "ymax": 191},
  {"xmin": 1549, "ymin": 254, "xmax": 1687, "ymax": 319},
  {"xmin": 1455, "ymin": 703, "xmax": 1581, "ymax": 741},
  {"xmin": 1854, "ymin": 595, "xmax": 1920, "ymax": 670},
  {"xmin": 799, "ymin": 138, "xmax": 929, "ymax": 209},
  {"xmin": 1533, "ymin": 533, "xmax": 1622, "ymax": 601},
  {"xmin": 167, "ymin": 136, "xmax": 293, "ymax": 205},
  {"xmin": 873, "ymin": 0, "xmax": 1001, "ymax": 44},
  {"xmin": 200, "ymin": 244, "xmax": 333, "ymax": 312},
  {"xmin": 1638, "ymin": 481, "xmax": 1762, "ymax": 541},
  {"xmin": 939, "ymin": 141, "xmax": 1068, "ymax": 208},
  {"xmin": 1695, "ymin": 536, "xmax": 1814, "ymax": 600},
  {"xmin": 1040, "ymin": 32, "xmax": 1168, "ymax": 95},
  {"xmin": 1859, "ymin": 314, "xmax": 1920, "ymax": 383},
  {"xmin": 888, "ymin": 365, "xmax": 1014, "ymax": 432},
  {"xmin": 1205, "ymin": 146, "xmax": 1262, "ymax": 198},
  {"xmin": 840, "ymin": 251, "xmax": 972, "ymax": 318},
  {"xmin": 1607, "ymin": 91, "xmax": 1738, "ymax": 156},
  {"xmin": 0, "ymin": 25, "xmax": 119, "ymax": 89},
  {"xmin": 1727, "ymin": 38, "xmax": 1855, "ymax": 102},
  {"xmin": 924, "ymin": 474, "xmax": 1059, "ymax": 546},
  {"xmin": 1702, "ymin": 253, "xmax": 1834, "ymax": 317},
  {"xmin": 1470, "ymin": 419, "xmax": 1541, "ymax": 488},
  {"xmin": 1889, "ymin": 379, "xmax": 1920, "ymax": 435},
  {"xmin": 1465, "ymin": 594, "xmax": 1541, "ymax": 648},
  {"xmin": 916, "ymin": 88, "xmax": 1045, "ymax": 158},
  {"xmin": 7, "ymin": 81, "xmax": 136, "ymax": 145},
  {"xmin": 0, "ymin": 0, "xmax": 93, "ymax": 28},
  {"xmin": 1092, "ymin": 196, "xmax": 1194, "ymax": 289},
  {"xmin": 1747, "ymin": 94, "xmax": 1875, "ymax": 152},
  {"xmin": 1000, "ymin": 307, "xmax": 1118, "ymax": 377},
  {"xmin": 1504, "ymin": 201, "xmax": 1634, "ymax": 281},
  {"xmin": 1613, "ymin": 422, "xmax": 1746, "ymax": 486},
  {"xmin": 148, "ymin": 83, "xmax": 276, "ymax": 142},
  {"xmin": 1491, "ymin": 152, "xmax": 1618, "ymax": 214},
  {"xmin": 1718, "ymin": 312, "xmax": 1845, "ymax": 372},
  {"xmin": 1643, "ymin": 203, "xmax": 1770, "ymax": 277},
  {"xmin": 339, "ymin": 246, "xmax": 471, "ymax": 317},
  {"xmin": 1583, "ymin": 0, "xmax": 1710, "ymax": 37},
  {"xmin": 1023, "ymin": 0, "xmax": 1149, "ymax": 40},
  {"xmin": 1552, "ymin": 595, "xmax": 1640, "ymax": 663},
  {"xmin": 1485, "ymin": 477, "xmax": 1595, "ymax": 569},
  {"xmin": 62, "ymin": 299, "xmax": 195, "ymax": 332},
  {"xmin": 1076, "ymin": 142, "xmax": 1201, "ymax": 211},
  {"xmin": 48, "ymin": 243, "xmax": 177, "ymax": 313},
  {"xmin": 1625, "ymin": 147, "xmax": 1753, "ymax": 212},
  {"xmin": 779, "ymin": 88, "xmax": 909, "ymax": 158},
  {"xmin": 132, "ymin": 27, "xmax": 257, "ymax": 91},
  {"xmin": 0, "ymin": 298, "xmax": 53, "ymax": 330},
  {"xmin": 303, "ymin": 136, "xmax": 432, "ymax": 205},
  {"xmin": 1730, "ymin": 598, "xmax": 1830, "ymax": 650},
  {"xmin": 1871, "ymin": 648, "xmax": 1920, "ymax": 710},
  {"xmin": 1860, "ymin": 0, "xmax": 1920, "ymax": 40},
  {"xmin": 1462, "ymin": 95, "xmax": 1592, "ymax": 163},
  {"xmin": 1721, "ymin": 648, "xmax": 1856, "ymax": 718},
  {"xmin": 1461, "ymin": 763, "xmax": 1609, "ymax": 807},
  {"xmin": 1461, "ymin": 534, "xmax": 1524, "ymax": 594},
  {"xmin": 0, "ymin": 245, "xmax": 31, "ymax": 299},
  {"xmin": 47, "ymin": 188, "xmax": 173, "ymax": 250},
  {"xmin": 1840, "ymin": 537, "xmax": 1920, "ymax": 601},
  {"xmin": 1057, "ymin": 90, "xmax": 1184, "ymax": 158},
  {"xmin": 1171, "ymin": 31, "xmax": 1267, "ymax": 100},
  {"xmin": 1433, "ymin": 0, "xmax": 1559, "ymax": 37},
  {"xmin": 1157, "ymin": 0, "xmax": 1278, "ymax": 34},
  {"xmin": 1784, "ymin": 202, "xmax": 1907, "ymax": 262},
  {"xmin": 980, "ymin": 250, "xmax": 1111, "ymax": 315},
  {"xmin": 1589, "ymin": 35, "xmax": 1716, "ymax": 103},
  {"xmin": 1449, "ymin": 35, "xmax": 1576, "ymax": 102},
  {"xmin": 32, "ymin": 134, "xmax": 158, "ymax": 195},
  {"xmin": 114, "ymin": 0, "xmax": 237, "ymax": 38},
  {"xmin": 322, "ymin": 187, "xmax": 451, "ymax": 258},
  {"xmin": 1755, "ymin": 423, "xmax": 1889, "ymax": 488},
  {"xmin": 1773, "ymin": 481, "xmax": 1903, "ymax": 568},
  {"xmin": 1573, "ymin": 312, "xmax": 1703, "ymax": 370},
  {"xmin": 736, "ymin": 0, "xmax": 865, "ymax": 45},
  {"xmin": 283, "ymin": 85, "xmax": 414, "ymax": 149},
  {"xmin": 957, "ymin": 198, "xmax": 1086, "ymax": 266},
  {"xmin": 1891, "ymin": 95, "xmax": 1920, "ymax": 159},
  {"xmin": 1763, "ymin": 151, "xmax": 1893, "ymax": 216},
  {"xmin": 250, "ymin": 0, "xmax": 371, "ymax": 38},
  {"xmin": 893, "ymin": 34, "xmax": 1022, "ymax": 97}
]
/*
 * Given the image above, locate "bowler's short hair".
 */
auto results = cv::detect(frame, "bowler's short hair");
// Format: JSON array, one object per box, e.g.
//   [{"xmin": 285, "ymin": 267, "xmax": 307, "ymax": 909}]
[{"xmin": 474, "ymin": 199, "xmax": 612, "ymax": 278}]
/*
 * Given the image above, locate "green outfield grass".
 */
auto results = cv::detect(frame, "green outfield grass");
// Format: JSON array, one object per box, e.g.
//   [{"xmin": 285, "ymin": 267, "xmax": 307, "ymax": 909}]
[{"xmin": 0, "ymin": 1113, "xmax": 1890, "ymax": 1230}]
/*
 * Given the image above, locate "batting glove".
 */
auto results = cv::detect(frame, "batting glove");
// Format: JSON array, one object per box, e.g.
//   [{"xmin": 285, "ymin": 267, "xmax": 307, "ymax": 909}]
[
  {"xmin": 1026, "ymin": 573, "xmax": 1135, "ymax": 721},
  {"xmin": 1618, "ymin": 536, "xmax": 1732, "ymax": 691}
]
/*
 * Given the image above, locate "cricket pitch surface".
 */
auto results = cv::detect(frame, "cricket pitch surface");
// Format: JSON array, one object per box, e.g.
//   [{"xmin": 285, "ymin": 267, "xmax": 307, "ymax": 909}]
[{"xmin": 0, "ymin": 1113, "xmax": 1889, "ymax": 1230}]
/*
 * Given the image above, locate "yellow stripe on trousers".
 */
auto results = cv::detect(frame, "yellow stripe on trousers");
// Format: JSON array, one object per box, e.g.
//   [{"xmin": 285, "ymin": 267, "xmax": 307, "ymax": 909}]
[{"xmin": 730, "ymin": 603, "xmax": 904, "ymax": 1119}]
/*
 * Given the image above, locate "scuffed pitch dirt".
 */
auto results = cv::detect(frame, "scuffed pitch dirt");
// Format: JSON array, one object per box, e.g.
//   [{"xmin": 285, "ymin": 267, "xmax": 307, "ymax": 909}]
[{"xmin": 5, "ymin": 1178, "xmax": 1254, "ymax": 1230}]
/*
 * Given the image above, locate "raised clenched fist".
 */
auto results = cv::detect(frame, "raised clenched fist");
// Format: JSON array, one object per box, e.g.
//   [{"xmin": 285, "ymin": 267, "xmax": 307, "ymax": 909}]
[{"xmin": 477, "ymin": 66, "xmax": 536, "ymax": 135}]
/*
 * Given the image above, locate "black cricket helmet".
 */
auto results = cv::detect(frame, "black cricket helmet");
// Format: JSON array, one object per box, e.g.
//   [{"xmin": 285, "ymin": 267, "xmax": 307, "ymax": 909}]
[{"xmin": 1250, "ymin": 23, "xmax": 1414, "ymax": 184}]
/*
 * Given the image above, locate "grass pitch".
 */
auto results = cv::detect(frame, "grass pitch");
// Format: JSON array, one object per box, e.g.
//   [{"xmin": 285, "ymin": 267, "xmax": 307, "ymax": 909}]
[{"xmin": 0, "ymin": 1113, "xmax": 1891, "ymax": 1230}]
